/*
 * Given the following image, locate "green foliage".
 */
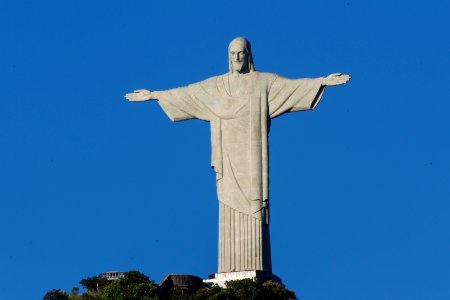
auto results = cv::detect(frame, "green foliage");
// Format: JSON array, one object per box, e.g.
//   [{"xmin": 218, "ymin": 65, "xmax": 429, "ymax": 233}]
[
  {"xmin": 121, "ymin": 270, "xmax": 152, "ymax": 285},
  {"xmin": 61, "ymin": 270, "xmax": 156, "ymax": 300},
  {"xmin": 190, "ymin": 279, "xmax": 297, "ymax": 300},
  {"xmin": 191, "ymin": 285, "xmax": 228, "ymax": 300},
  {"xmin": 225, "ymin": 279, "xmax": 263, "ymax": 299},
  {"xmin": 71, "ymin": 292, "xmax": 98, "ymax": 300},
  {"xmin": 43, "ymin": 289, "xmax": 69, "ymax": 300},
  {"xmin": 220, "ymin": 279, "xmax": 297, "ymax": 300},
  {"xmin": 44, "ymin": 271, "xmax": 297, "ymax": 300},
  {"xmin": 129, "ymin": 283, "xmax": 158, "ymax": 299},
  {"xmin": 79, "ymin": 275, "xmax": 110, "ymax": 292},
  {"xmin": 98, "ymin": 281, "xmax": 157, "ymax": 300},
  {"xmin": 71, "ymin": 287, "xmax": 79, "ymax": 297},
  {"xmin": 261, "ymin": 280, "xmax": 296, "ymax": 300}
]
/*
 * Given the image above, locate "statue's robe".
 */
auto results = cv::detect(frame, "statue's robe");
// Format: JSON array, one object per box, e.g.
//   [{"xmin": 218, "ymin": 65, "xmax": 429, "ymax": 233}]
[{"xmin": 155, "ymin": 72, "xmax": 325, "ymax": 273}]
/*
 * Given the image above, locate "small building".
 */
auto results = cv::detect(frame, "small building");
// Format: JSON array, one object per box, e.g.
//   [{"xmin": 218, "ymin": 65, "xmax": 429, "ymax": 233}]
[
  {"xmin": 158, "ymin": 274, "xmax": 208, "ymax": 297},
  {"xmin": 101, "ymin": 271, "xmax": 125, "ymax": 281}
]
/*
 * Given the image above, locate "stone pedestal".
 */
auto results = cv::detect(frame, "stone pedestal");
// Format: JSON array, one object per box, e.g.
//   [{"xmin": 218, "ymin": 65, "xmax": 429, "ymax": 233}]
[{"xmin": 203, "ymin": 270, "xmax": 282, "ymax": 287}]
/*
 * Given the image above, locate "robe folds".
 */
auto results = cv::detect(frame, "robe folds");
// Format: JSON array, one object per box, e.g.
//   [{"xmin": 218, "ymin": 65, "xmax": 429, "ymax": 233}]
[{"xmin": 155, "ymin": 72, "xmax": 325, "ymax": 272}]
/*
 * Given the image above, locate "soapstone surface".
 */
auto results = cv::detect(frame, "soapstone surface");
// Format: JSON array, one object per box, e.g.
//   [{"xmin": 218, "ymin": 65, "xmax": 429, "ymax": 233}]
[{"xmin": 125, "ymin": 37, "xmax": 350, "ymax": 275}]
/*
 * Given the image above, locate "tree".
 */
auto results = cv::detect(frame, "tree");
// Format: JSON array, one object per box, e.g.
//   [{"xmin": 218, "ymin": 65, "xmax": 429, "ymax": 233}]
[
  {"xmin": 44, "ymin": 271, "xmax": 297, "ymax": 300},
  {"xmin": 70, "ymin": 287, "xmax": 79, "ymax": 297},
  {"xmin": 191, "ymin": 285, "xmax": 228, "ymax": 300},
  {"xmin": 220, "ymin": 279, "xmax": 297, "ymax": 300},
  {"xmin": 98, "ymin": 278, "xmax": 157, "ymax": 300},
  {"xmin": 225, "ymin": 279, "xmax": 264, "ymax": 299},
  {"xmin": 261, "ymin": 281, "xmax": 296, "ymax": 300},
  {"xmin": 121, "ymin": 270, "xmax": 151, "ymax": 285},
  {"xmin": 43, "ymin": 289, "xmax": 69, "ymax": 300},
  {"xmin": 80, "ymin": 275, "xmax": 110, "ymax": 292}
]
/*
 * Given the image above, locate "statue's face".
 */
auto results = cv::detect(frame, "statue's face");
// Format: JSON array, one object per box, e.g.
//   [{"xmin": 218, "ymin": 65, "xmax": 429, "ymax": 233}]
[{"xmin": 229, "ymin": 42, "xmax": 248, "ymax": 74}]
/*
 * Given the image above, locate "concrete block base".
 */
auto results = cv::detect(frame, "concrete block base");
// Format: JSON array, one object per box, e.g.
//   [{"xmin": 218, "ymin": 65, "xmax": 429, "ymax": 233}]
[{"xmin": 203, "ymin": 270, "xmax": 282, "ymax": 287}]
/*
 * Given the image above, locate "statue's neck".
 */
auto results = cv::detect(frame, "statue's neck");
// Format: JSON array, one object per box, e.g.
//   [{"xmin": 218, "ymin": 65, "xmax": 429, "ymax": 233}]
[
  {"xmin": 227, "ymin": 72, "xmax": 253, "ymax": 97},
  {"xmin": 229, "ymin": 70, "xmax": 252, "ymax": 77}
]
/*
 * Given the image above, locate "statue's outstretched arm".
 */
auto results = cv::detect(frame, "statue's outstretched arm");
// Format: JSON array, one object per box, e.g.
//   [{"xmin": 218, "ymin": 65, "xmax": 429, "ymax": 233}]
[
  {"xmin": 322, "ymin": 73, "xmax": 351, "ymax": 86},
  {"xmin": 124, "ymin": 89, "xmax": 159, "ymax": 102}
]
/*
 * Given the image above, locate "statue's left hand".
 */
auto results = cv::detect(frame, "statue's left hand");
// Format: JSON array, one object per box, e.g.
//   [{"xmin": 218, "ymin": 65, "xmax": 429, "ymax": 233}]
[
  {"xmin": 322, "ymin": 73, "xmax": 351, "ymax": 86},
  {"xmin": 124, "ymin": 89, "xmax": 153, "ymax": 101}
]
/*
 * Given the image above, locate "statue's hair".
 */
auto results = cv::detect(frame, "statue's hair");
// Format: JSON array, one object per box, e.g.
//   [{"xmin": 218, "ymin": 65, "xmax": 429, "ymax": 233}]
[{"xmin": 228, "ymin": 37, "xmax": 255, "ymax": 73}]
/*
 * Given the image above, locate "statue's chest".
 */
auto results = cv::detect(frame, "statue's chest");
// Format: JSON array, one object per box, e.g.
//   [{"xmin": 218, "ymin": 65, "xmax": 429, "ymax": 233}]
[
  {"xmin": 225, "ymin": 75, "xmax": 263, "ymax": 97},
  {"xmin": 230, "ymin": 79, "xmax": 250, "ymax": 97},
  {"xmin": 212, "ymin": 74, "xmax": 268, "ymax": 118}
]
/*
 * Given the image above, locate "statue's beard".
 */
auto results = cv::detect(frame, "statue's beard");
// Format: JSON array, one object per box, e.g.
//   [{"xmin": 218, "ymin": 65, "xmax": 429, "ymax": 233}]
[{"xmin": 232, "ymin": 61, "xmax": 248, "ymax": 73}]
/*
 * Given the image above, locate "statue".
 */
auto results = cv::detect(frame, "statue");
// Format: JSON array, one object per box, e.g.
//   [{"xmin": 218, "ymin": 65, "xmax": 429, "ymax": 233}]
[{"xmin": 125, "ymin": 37, "xmax": 350, "ymax": 283}]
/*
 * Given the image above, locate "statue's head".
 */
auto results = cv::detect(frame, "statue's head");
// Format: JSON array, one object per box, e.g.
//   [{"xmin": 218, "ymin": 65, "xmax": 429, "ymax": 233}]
[{"xmin": 228, "ymin": 37, "xmax": 255, "ymax": 74}]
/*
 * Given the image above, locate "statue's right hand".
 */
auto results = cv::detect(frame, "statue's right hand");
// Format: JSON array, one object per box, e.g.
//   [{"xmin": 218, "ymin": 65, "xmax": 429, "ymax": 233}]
[{"xmin": 124, "ymin": 89, "xmax": 153, "ymax": 101}]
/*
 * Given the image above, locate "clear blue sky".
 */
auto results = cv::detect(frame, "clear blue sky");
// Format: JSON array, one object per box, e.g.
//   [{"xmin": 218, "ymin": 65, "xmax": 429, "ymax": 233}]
[{"xmin": 1, "ymin": 0, "xmax": 449, "ymax": 299}]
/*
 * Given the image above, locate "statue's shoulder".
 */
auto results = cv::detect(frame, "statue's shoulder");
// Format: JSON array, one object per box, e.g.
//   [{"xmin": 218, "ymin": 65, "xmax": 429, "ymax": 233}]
[
  {"xmin": 197, "ymin": 72, "xmax": 279, "ymax": 86},
  {"xmin": 254, "ymin": 72, "xmax": 278, "ymax": 81},
  {"xmin": 254, "ymin": 71, "xmax": 278, "ymax": 78},
  {"xmin": 196, "ymin": 74, "xmax": 223, "ymax": 86},
  {"xmin": 184, "ymin": 75, "xmax": 222, "ymax": 91},
  {"xmin": 186, "ymin": 75, "xmax": 225, "ymax": 94}
]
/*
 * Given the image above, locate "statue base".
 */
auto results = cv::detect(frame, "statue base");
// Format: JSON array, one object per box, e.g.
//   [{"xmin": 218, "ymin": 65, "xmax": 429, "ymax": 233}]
[{"xmin": 203, "ymin": 270, "xmax": 282, "ymax": 287}]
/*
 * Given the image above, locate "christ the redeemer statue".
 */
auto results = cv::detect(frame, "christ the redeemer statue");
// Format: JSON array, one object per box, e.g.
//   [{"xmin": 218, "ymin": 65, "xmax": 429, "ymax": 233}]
[{"xmin": 125, "ymin": 37, "xmax": 350, "ymax": 282}]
